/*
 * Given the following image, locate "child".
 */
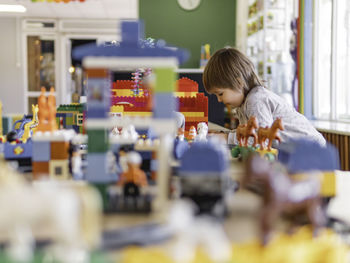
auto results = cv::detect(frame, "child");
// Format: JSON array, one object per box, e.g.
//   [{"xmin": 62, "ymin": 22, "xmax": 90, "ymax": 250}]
[{"xmin": 203, "ymin": 47, "xmax": 326, "ymax": 146}]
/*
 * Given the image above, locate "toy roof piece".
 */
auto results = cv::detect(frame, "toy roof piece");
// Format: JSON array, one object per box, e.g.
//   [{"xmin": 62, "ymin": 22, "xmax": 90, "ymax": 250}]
[
  {"xmin": 278, "ymin": 139, "xmax": 340, "ymax": 173},
  {"xmin": 176, "ymin": 77, "xmax": 199, "ymax": 92},
  {"xmin": 72, "ymin": 20, "xmax": 189, "ymax": 65},
  {"xmin": 179, "ymin": 141, "xmax": 228, "ymax": 173}
]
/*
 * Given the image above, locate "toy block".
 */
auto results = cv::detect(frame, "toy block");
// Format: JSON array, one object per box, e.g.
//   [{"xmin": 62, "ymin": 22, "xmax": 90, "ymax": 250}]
[
  {"xmin": 51, "ymin": 141, "xmax": 69, "ymax": 160},
  {"xmin": 138, "ymin": 151, "xmax": 152, "ymax": 160},
  {"xmin": 121, "ymin": 20, "xmax": 145, "ymax": 45},
  {"xmin": 154, "ymin": 68, "xmax": 176, "ymax": 93},
  {"xmin": 86, "ymin": 153, "xmax": 118, "ymax": 183},
  {"xmin": 49, "ymin": 160, "xmax": 70, "ymax": 180},
  {"xmin": 153, "ymin": 93, "xmax": 175, "ymax": 118},
  {"xmin": 65, "ymin": 114, "xmax": 74, "ymax": 126},
  {"xmin": 88, "ymin": 129, "xmax": 109, "ymax": 153},
  {"xmin": 150, "ymin": 159, "xmax": 158, "ymax": 172},
  {"xmin": 32, "ymin": 141, "xmax": 50, "ymax": 162},
  {"xmin": 32, "ymin": 161, "xmax": 49, "ymax": 179}
]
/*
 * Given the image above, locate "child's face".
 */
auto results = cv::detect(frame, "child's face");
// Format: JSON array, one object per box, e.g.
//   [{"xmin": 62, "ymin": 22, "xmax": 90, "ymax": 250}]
[{"xmin": 211, "ymin": 87, "xmax": 244, "ymax": 108}]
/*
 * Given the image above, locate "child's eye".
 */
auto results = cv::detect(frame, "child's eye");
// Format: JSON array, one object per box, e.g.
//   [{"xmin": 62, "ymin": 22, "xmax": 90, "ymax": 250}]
[{"xmin": 218, "ymin": 93, "xmax": 223, "ymax": 96}]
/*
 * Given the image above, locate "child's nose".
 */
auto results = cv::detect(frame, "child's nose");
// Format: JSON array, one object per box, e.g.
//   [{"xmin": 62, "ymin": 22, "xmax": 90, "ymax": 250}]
[{"xmin": 216, "ymin": 95, "xmax": 222, "ymax": 102}]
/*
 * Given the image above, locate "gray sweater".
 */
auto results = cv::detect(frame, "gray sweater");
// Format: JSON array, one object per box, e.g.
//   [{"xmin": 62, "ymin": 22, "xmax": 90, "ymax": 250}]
[{"xmin": 228, "ymin": 86, "xmax": 326, "ymax": 146}]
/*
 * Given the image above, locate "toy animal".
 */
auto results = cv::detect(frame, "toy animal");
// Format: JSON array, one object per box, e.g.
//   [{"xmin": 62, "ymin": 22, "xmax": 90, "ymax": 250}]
[
  {"xmin": 257, "ymin": 118, "xmax": 284, "ymax": 150},
  {"xmin": 244, "ymin": 155, "xmax": 326, "ymax": 245},
  {"xmin": 236, "ymin": 116, "xmax": 258, "ymax": 147}
]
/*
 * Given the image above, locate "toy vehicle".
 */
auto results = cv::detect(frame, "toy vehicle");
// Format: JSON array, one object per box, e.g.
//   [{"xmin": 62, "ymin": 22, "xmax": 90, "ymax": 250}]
[{"xmin": 178, "ymin": 140, "xmax": 238, "ymax": 217}]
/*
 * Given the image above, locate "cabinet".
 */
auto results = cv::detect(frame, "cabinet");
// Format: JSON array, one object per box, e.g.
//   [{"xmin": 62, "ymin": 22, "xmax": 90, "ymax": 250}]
[{"xmin": 246, "ymin": 0, "xmax": 294, "ymax": 104}]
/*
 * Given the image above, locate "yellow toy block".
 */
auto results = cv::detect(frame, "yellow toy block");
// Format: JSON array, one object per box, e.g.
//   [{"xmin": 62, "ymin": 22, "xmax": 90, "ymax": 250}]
[
  {"xmin": 182, "ymin": 112, "xmax": 204, "ymax": 118},
  {"xmin": 123, "ymin": 111, "xmax": 152, "ymax": 117},
  {"xmin": 119, "ymin": 227, "xmax": 347, "ymax": 263},
  {"xmin": 110, "ymin": 105, "xmax": 124, "ymax": 113},
  {"xmin": 293, "ymin": 171, "xmax": 336, "ymax": 197}
]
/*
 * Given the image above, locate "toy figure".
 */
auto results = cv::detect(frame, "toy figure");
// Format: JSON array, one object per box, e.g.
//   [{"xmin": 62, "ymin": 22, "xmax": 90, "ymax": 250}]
[
  {"xmin": 236, "ymin": 116, "xmax": 258, "ymax": 147},
  {"xmin": 244, "ymin": 155, "xmax": 326, "ymax": 245},
  {"xmin": 187, "ymin": 126, "xmax": 197, "ymax": 141},
  {"xmin": 22, "ymin": 104, "xmax": 39, "ymax": 142},
  {"xmin": 117, "ymin": 151, "xmax": 148, "ymax": 197},
  {"xmin": 195, "ymin": 122, "xmax": 208, "ymax": 142},
  {"xmin": 177, "ymin": 127, "xmax": 185, "ymax": 141},
  {"xmin": 121, "ymin": 124, "xmax": 139, "ymax": 141},
  {"xmin": 257, "ymin": 118, "xmax": 284, "ymax": 150}
]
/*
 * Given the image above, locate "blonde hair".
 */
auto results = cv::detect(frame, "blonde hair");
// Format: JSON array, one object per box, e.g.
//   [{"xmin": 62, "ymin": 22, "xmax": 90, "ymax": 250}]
[{"xmin": 203, "ymin": 47, "xmax": 263, "ymax": 95}]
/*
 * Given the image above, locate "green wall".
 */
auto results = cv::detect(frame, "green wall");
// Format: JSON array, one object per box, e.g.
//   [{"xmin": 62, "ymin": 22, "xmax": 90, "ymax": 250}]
[{"xmin": 139, "ymin": 0, "xmax": 237, "ymax": 68}]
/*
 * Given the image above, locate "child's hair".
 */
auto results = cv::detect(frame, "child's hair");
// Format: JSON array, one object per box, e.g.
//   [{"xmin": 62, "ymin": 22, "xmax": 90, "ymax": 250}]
[{"xmin": 203, "ymin": 47, "xmax": 263, "ymax": 95}]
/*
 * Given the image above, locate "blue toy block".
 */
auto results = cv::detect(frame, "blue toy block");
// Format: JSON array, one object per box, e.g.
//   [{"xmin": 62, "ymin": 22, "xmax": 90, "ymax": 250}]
[
  {"xmin": 86, "ymin": 153, "xmax": 118, "ymax": 183},
  {"xmin": 278, "ymin": 139, "xmax": 340, "ymax": 173},
  {"xmin": 86, "ymin": 78, "xmax": 111, "ymax": 118},
  {"xmin": 153, "ymin": 93, "xmax": 175, "ymax": 119},
  {"xmin": 32, "ymin": 141, "xmax": 50, "ymax": 162},
  {"xmin": 121, "ymin": 20, "xmax": 144, "ymax": 46},
  {"xmin": 72, "ymin": 20, "xmax": 189, "ymax": 65},
  {"xmin": 138, "ymin": 151, "xmax": 152, "ymax": 160},
  {"xmin": 150, "ymin": 159, "xmax": 158, "ymax": 172},
  {"xmin": 4, "ymin": 140, "xmax": 32, "ymax": 160},
  {"xmin": 179, "ymin": 141, "xmax": 228, "ymax": 173}
]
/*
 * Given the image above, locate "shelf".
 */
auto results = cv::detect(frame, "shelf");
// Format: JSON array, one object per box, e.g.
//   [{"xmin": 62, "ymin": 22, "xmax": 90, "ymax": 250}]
[{"xmin": 176, "ymin": 68, "xmax": 203, "ymax": 73}]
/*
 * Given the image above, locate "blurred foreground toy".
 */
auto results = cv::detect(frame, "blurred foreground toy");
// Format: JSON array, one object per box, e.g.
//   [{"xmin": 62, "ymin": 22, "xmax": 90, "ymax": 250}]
[
  {"xmin": 0, "ymin": 159, "xmax": 103, "ymax": 262},
  {"xmin": 178, "ymin": 139, "xmax": 237, "ymax": 217},
  {"xmin": 244, "ymin": 155, "xmax": 326, "ymax": 245},
  {"xmin": 278, "ymin": 139, "xmax": 339, "ymax": 198},
  {"xmin": 168, "ymin": 200, "xmax": 231, "ymax": 263}
]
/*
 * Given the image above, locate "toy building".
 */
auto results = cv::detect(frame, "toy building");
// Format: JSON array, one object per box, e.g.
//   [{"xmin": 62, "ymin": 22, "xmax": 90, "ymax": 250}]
[
  {"xmin": 56, "ymin": 103, "xmax": 85, "ymax": 133},
  {"xmin": 110, "ymin": 77, "xmax": 208, "ymax": 133}
]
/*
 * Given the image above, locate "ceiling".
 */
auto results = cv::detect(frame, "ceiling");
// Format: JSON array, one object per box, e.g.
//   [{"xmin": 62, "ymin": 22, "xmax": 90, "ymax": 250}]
[{"xmin": 0, "ymin": 0, "xmax": 138, "ymax": 19}]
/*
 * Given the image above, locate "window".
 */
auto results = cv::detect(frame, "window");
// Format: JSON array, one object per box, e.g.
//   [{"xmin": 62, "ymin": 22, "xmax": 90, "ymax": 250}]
[{"xmin": 314, "ymin": 0, "xmax": 350, "ymax": 121}]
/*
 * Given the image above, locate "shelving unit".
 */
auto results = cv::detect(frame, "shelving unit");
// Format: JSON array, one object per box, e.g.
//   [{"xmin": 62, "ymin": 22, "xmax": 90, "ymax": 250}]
[{"xmin": 246, "ymin": 0, "xmax": 294, "ymax": 102}]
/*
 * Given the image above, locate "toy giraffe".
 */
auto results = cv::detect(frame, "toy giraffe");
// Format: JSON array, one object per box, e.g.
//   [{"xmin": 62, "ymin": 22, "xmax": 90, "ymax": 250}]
[
  {"xmin": 22, "ymin": 104, "xmax": 39, "ymax": 142},
  {"xmin": 37, "ymin": 87, "xmax": 57, "ymax": 132}
]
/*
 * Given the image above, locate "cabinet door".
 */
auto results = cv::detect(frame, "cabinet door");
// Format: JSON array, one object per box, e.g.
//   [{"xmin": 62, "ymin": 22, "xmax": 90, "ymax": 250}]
[{"xmin": 26, "ymin": 35, "xmax": 56, "ymax": 113}]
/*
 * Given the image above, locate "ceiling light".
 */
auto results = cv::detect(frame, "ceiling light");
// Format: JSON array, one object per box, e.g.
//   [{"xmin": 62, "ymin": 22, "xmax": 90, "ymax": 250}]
[{"xmin": 0, "ymin": 4, "xmax": 27, "ymax": 13}]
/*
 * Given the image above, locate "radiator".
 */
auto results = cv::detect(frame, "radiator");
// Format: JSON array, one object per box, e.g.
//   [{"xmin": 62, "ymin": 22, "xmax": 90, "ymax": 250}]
[{"xmin": 319, "ymin": 131, "xmax": 349, "ymax": 171}]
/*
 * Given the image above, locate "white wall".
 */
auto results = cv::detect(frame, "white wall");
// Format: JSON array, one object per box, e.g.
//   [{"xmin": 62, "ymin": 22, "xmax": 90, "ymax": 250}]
[{"xmin": 0, "ymin": 17, "xmax": 24, "ymax": 114}]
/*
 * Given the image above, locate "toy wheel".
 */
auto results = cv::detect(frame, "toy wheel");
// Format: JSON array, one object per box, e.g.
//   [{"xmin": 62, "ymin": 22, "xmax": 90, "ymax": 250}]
[{"xmin": 123, "ymin": 182, "xmax": 140, "ymax": 197}]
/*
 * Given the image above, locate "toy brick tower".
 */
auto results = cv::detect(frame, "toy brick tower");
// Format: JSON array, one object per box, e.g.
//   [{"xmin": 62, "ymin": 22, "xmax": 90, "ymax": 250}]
[
  {"xmin": 73, "ymin": 19, "xmax": 189, "ymax": 211},
  {"xmin": 32, "ymin": 87, "xmax": 74, "ymax": 180}
]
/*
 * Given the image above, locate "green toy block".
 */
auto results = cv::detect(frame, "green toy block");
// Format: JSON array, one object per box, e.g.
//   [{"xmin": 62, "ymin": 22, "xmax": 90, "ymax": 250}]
[
  {"xmin": 154, "ymin": 68, "xmax": 176, "ymax": 93},
  {"xmin": 88, "ymin": 129, "xmax": 109, "ymax": 152}
]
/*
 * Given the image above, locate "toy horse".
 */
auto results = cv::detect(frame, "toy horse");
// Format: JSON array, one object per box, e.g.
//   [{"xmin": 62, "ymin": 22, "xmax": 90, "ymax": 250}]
[
  {"xmin": 257, "ymin": 118, "xmax": 284, "ymax": 151},
  {"xmin": 236, "ymin": 116, "xmax": 258, "ymax": 147},
  {"xmin": 244, "ymin": 155, "xmax": 325, "ymax": 245}
]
